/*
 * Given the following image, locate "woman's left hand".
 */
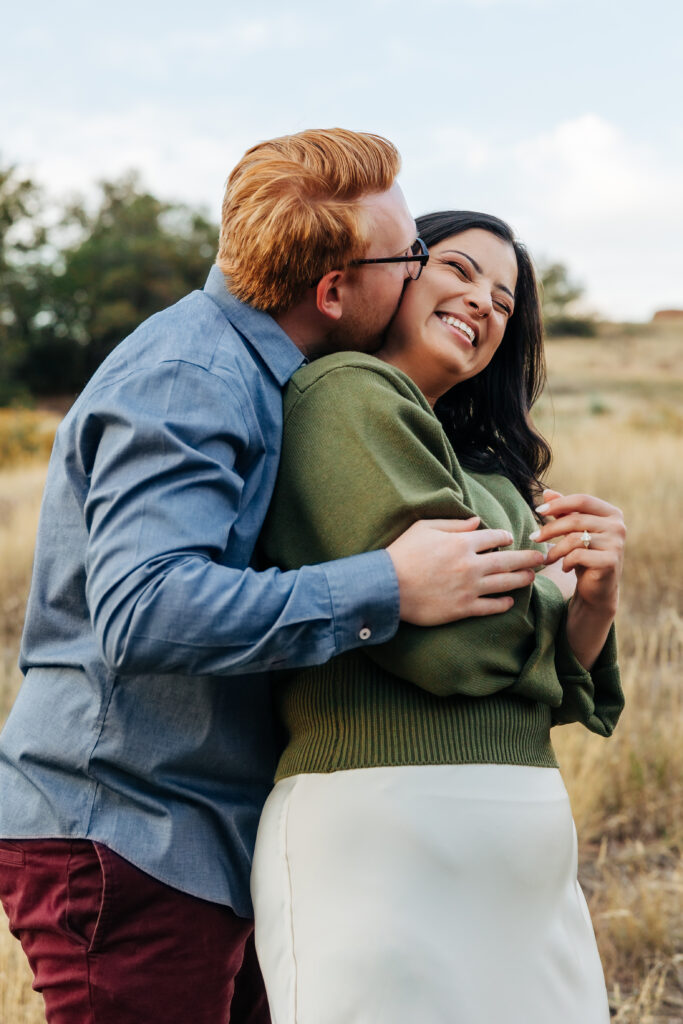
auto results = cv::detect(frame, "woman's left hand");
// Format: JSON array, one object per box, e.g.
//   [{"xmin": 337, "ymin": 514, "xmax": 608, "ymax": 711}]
[
  {"xmin": 530, "ymin": 489, "xmax": 626, "ymax": 671},
  {"xmin": 531, "ymin": 488, "xmax": 626, "ymax": 614}
]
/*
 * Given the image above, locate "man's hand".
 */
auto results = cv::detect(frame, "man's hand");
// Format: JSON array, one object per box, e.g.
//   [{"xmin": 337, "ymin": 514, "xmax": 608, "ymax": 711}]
[{"xmin": 386, "ymin": 517, "xmax": 545, "ymax": 626}]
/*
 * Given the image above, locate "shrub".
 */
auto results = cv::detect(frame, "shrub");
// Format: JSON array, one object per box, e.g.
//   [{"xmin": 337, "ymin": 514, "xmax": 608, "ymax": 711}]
[{"xmin": 0, "ymin": 408, "xmax": 57, "ymax": 468}]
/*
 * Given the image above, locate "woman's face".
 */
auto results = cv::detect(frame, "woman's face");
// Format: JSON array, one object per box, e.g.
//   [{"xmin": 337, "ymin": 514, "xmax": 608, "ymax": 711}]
[{"xmin": 380, "ymin": 228, "xmax": 518, "ymax": 406}]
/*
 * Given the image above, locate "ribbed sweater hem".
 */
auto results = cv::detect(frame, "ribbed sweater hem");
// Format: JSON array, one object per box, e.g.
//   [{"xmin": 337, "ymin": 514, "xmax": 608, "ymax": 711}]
[{"xmin": 274, "ymin": 655, "xmax": 558, "ymax": 782}]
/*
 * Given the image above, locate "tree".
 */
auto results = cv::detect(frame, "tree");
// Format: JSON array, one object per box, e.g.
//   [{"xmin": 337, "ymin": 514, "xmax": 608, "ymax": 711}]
[
  {"xmin": 19, "ymin": 173, "xmax": 219, "ymax": 396},
  {"xmin": 0, "ymin": 162, "xmax": 52, "ymax": 403},
  {"xmin": 537, "ymin": 261, "xmax": 596, "ymax": 337}
]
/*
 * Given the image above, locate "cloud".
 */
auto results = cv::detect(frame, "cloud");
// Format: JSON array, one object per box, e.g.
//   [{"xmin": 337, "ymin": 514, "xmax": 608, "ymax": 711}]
[
  {"xmin": 97, "ymin": 14, "xmax": 328, "ymax": 72},
  {"xmin": 373, "ymin": 0, "xmax": 547, "ymax": 6},
  {"xmin": 511, "ymin": 115, "xmax": 672, "ymax": 221},
  {"xmin": 4, "ymin": 103, "xmax": 680, "ymax": 320},
  {"xmin": 511, "ymin": 117, "xmax": 682, "ymax": 316},
  {"xmin": 4, "ymin": 105, "xmax": 250, "ymax": 211},
  {"xmin": 401, "ymin": 115, "xmax": 682, "ymax": 319}
]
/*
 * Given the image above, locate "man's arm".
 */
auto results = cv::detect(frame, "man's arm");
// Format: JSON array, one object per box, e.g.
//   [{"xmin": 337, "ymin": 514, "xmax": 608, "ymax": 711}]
[
  {"xmin": 82, "ymin": 361, "xmax": 399, "ymax": 676},
  {"xmin": 82, "ymin": 357, "xmax": 545, "ymax": 679}
]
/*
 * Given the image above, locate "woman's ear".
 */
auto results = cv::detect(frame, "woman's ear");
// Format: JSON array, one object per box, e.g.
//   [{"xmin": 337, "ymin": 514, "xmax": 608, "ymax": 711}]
[{"xmin": 314, "ymin": 270, "xmax": 345, "ymax": 322}]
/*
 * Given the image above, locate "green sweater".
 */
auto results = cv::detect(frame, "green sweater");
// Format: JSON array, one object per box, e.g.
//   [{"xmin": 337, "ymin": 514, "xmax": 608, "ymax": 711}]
[{"xmin": 260, "ymin": 353, "xmax": 624, "ymax": 781}]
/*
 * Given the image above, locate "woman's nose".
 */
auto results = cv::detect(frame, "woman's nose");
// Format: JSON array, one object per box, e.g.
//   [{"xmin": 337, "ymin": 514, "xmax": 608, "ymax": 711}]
[{"xmin": 466, "ymin": 286, "xmax": 492, "ymax": 318}]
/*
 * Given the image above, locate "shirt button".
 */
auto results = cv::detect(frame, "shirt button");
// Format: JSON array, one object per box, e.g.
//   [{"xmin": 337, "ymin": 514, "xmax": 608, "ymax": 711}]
[{"xmin": 359, "ymin": 627, "xmax": 372, "ymax": 641}]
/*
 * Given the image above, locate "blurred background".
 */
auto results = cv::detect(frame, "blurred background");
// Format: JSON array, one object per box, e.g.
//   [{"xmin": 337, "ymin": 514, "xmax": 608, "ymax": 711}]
[
  {"xmin": 1, "ymin": 1, "xmax": 682, "ymax": 1020},
  {"xmin": 2, "ymin": 0, "xmax": 683, "ymax": 402}
]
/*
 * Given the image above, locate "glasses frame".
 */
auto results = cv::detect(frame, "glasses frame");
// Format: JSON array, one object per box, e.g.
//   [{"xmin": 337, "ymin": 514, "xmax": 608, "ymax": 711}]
[{"xmin": 350, "ymin": 237, "xmax": 429, "ymax": 280}]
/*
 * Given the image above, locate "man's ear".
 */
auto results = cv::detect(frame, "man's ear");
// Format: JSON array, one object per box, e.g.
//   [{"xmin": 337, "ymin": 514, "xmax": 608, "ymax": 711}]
[{"xmin": 314, "ymin": 270, "xmax": 346, "ymax": 322}]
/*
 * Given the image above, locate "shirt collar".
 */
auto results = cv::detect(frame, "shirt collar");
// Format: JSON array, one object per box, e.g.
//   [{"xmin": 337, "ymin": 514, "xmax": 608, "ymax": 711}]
[{"xmin": 204, "ymin": 265, "xmax": 306, "ymax": 386}]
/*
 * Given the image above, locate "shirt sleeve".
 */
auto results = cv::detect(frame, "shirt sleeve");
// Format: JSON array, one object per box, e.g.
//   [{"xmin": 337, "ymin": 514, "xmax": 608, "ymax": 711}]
[
  {"xmin": 261, "ymin": 361, "xmax": 566, "ymax": 701},
  {"xmin": 80, "ymin": 361, "xmax": 399, "ymax": 676}
]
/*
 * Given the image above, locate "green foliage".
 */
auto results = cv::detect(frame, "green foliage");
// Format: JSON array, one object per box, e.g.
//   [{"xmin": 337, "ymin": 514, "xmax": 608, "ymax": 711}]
[
  {"xmin": 0, "ymin": 163, "xmax": 52, "ymax": 402},
  {"xmin": 546, "ymin": 315, "xmax": 597, "ymax": 338},
  {"xmin": 588, "ymin": 394, "xmax": 611, "ymax": 416},
  {"xmin": 2, "ymin": 159, "xmax": 609, "ymax": 398},
  {"xmin": 30, "ymin": 174, "xmax": 218, "ymax": 393},
  {"xmin": 0, "ymin": 165, "xmax": 219, "ymax": 401},
  {"xmin": 538, "ymin": 260, "xmax": 597, "ymax": 337}
]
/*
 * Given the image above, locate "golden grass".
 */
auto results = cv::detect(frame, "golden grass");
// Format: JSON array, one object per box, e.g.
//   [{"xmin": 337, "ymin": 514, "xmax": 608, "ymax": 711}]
[
  {"xmin": 539, "ymin": 324, "xmax": 683, "ymax": 1022},
  {"xmin": 0, "ymin": 323, "xmax": 682, "ymax": 1022},
  {"xmin": 0, "ymin": 919, "xmax": 46, "ymax": 1024},
  {"xmin": 0, "ymin": 464, "xmax": 50, "ymax": 1024},
  {"xmin": 0, "ymin": 408, "xmax": 59, "ymax": 469},
  {"xmin": 0, "ymin": 465, "xmax": 47, "ymax": 724}
]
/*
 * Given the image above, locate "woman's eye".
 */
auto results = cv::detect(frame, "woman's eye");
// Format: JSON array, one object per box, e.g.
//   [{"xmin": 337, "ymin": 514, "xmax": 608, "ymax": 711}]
[
  {"xmin": 495, "ymin": 300, "xmax": 513, "ymax": 316},
  {"xmin": 444, "ymin": 261, "xmax": 468, "ymax": 278}
]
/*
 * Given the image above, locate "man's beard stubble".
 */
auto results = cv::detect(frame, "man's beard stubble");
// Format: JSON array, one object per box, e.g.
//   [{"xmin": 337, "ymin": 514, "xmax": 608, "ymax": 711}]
[{"xmin": 318, "ymin": 279, "xmax": 408, "ymax": 359}]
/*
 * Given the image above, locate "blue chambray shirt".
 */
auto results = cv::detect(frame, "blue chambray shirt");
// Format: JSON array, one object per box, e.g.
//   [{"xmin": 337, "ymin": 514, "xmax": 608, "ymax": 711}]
[{"xmin": 0, "ymin": 267, "xmax": 399, "ymax": 916}]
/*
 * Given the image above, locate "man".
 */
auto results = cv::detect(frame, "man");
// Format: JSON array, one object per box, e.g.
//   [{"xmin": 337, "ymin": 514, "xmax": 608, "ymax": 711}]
[{"xmin": 0, "ymin": 129, "xmax": 544, "ymax": 1024}]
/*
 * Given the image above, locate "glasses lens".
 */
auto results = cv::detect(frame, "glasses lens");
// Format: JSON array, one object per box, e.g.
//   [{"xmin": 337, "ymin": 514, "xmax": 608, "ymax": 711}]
[{"xmin": 406, "ymin": 239, "xmax": 424, "ymax": 280}]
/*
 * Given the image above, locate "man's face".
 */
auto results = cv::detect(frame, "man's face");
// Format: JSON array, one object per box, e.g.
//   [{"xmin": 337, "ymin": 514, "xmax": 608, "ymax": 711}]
[{"xmin": 324, "ymin": 183, "xmax": 417, "ymax": 354}]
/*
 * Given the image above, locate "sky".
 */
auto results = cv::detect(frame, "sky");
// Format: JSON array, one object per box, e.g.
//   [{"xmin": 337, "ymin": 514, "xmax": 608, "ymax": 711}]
[{"xmin": 3, "ymin": 0, "xmax": 682, "ymax": 321}]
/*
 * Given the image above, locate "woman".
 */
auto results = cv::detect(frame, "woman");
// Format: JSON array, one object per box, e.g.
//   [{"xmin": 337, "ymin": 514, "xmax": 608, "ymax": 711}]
[{"xmin": 251, "ymin": 211, "xmax": 625, "ymax": 1024}]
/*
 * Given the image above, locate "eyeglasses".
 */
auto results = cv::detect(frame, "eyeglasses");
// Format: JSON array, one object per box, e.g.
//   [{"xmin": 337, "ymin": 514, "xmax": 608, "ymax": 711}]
[{"xmin": 350, "ymin": 237, "xmax": 429, "ymax": 280}]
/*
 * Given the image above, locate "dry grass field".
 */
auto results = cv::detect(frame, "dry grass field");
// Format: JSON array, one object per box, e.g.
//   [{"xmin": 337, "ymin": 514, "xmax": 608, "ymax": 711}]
[{"xmin": 0, "ymin": 322, "xmax": 681, "ymax": 1022}]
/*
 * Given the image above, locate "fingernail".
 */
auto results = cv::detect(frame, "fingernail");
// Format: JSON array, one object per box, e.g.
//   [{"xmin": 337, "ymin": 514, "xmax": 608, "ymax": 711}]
[
  {"xmin": 529, "ymin": 530, "xmax": 541, "ymax": 541},
  {"xmin": 535, "ymin": 503, "xmax": 550, "ymax": 514}
]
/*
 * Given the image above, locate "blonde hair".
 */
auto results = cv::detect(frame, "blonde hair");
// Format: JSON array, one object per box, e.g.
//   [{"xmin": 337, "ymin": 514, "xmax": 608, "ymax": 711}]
[{"xmin": 216, "ymin": 128, "xmax": 401, "ymax": 313}]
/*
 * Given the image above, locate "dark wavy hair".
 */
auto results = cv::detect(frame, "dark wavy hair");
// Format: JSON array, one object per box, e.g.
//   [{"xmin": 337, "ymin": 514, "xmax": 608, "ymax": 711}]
[{"xmin": 416, "ymin": 210, "xmax": 551, "ymax": 510}]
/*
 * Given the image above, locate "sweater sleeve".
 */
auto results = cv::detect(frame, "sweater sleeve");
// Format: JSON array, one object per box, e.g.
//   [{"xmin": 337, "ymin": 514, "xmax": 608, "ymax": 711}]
[
  {"xmin": 550, "ymin": 607, "xmax": 624, "ymax": 735},
  {"xmin": 260, "ymin": 359, "xmax": 565, "ymax": 702}
]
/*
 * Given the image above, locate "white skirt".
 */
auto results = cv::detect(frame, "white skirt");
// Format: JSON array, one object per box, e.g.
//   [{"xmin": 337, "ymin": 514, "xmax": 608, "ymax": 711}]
[{"xmin": 251, "ymin": 765, "xmax": 609, "ymax": 1024}]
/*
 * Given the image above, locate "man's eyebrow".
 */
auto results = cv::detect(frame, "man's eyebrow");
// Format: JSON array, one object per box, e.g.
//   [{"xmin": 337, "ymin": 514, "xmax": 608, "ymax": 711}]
[{"xmin": 443, "ymin": 249, "xmax": 516, "ymax": 301}]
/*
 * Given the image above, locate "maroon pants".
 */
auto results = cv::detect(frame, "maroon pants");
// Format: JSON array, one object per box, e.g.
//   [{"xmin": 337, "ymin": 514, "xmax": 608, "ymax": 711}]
[{"xmin": 0, "ymin": 839, "xmax": 271, "ymax": 1024}]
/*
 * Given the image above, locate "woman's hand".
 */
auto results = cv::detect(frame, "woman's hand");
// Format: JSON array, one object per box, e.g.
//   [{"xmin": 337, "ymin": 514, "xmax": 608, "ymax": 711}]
[
  {"xmin": 530, "ymin": 488, "xmax": 626, "ymax": 669},
  {"xmin": 537, "ymin": 557, "xmax": 577, "ymax": 602}
]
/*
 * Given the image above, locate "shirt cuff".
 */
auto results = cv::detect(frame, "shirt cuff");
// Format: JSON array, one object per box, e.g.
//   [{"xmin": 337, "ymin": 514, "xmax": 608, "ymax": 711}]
[{"xmin": 321, "ymin": 549, "xmax": 400, "ymax": 654}]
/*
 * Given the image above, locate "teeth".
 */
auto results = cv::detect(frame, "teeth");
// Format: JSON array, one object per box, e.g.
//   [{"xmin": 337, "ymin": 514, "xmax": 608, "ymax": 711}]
[{"xmin": 437, "ymin": 314, "xmax": 476, "ymax": 344}]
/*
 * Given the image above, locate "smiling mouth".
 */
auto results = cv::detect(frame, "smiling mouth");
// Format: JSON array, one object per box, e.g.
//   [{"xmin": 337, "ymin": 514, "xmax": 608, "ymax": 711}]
[{"xmin": 435, "ymin": 312, "xmax": 477, "ymax": 346}]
